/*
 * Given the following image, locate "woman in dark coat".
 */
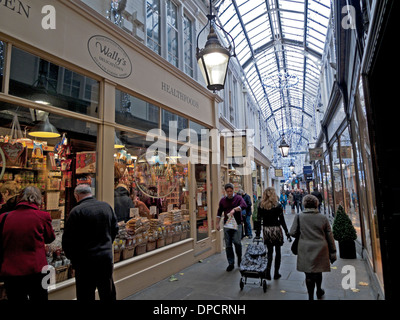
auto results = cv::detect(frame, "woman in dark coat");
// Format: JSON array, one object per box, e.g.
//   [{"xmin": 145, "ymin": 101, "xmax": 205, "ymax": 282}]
[
  {"xmin": 0, "ymin": 186, "xmax": 55, "ymax": 300},
  {"xmin": 289, "ymin": 194, "xmax": 337, "ymax": 300},
  {"xmin": 114, "ymin": 183, "xmax": 135, "ymax": 222},
  {"xmin": 255, "ymin": 187, "xmax": 290, "ymax": 280}
]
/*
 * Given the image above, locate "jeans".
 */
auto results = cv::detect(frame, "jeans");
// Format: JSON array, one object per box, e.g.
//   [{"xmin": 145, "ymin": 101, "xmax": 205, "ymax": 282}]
[{"xmin": 224, "ymin": 224, "xmax": 242, "ymax": 266}]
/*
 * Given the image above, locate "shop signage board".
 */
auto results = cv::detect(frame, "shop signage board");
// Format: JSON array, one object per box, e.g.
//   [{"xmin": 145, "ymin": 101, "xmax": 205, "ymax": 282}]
[
  {"xmin": 0, "ymin": 0, "xmax": 214, "ymax": 126},
  {"xmin": 309, "ymin": 147, "xmax": 324, "ymax": 161},
  {"xmin": 87, "ymin": 35, "xmax": 132, "ymax": 79}
]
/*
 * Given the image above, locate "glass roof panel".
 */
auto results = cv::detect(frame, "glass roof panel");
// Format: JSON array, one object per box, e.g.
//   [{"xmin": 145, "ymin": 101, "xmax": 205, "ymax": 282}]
[{"xmin": 215, "ymin": 0, "xmax": 331, "ymax": 165}]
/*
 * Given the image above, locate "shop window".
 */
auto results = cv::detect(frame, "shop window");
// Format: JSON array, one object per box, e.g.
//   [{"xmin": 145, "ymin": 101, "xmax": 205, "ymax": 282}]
[
  {"xmin": 166, "ymin": 0, "xmax": 179, "ymax": 67},
  {"xmin": 161, "ymin": 109, "xmax": 188, "ymax": 137},
  {"xmin": 0, "ymin": 41, "xmax": 5, "ymax": 92},
  {"xmin": 195, "ymin": 163, "xmax": 208, "ymax": 241},
  {"xmin": 323, "ymin": 153, "xmax": 334, "ymax": 215},
  {"xmin": 189, "ymin": 120, "xmax": 209, "ymax": 147},
  {"xmin": 8, "ymin": 47, "xmax": 99, "ymax": 117},
  {"xmin": 0, "ymin": 102, "xmax": 97, "ymax": 284},
  {"xmin": 339, "ymin": 127, "xmax": 362, "ymax": 242},
  {"xmin": 331, "ymin": 140, "xmax": 344, "ymax": 212},
  {"xmin": 183, "ymin": 15, "xmax": 194, "ymax": 77},
  {"xmin": 115, "ymin": 89, "xmax": 159, "ymax": 132},
  {"xmin": 146, "ymin": 0, "xmax": 161, "ymax": 55},
  {"xmin": 112, "ymin": 130, "xmax": 190, "ymax": 262}
]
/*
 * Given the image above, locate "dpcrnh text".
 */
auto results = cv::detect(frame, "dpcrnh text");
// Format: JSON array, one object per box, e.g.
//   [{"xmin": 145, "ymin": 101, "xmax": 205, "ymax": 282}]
[
  {"xmin": 198, "ymin": 305, "xmax": 246, "ymax": 315},
  {"xmin": 152, "ymin": 304, "xmax": 245, "ymax": 317}
]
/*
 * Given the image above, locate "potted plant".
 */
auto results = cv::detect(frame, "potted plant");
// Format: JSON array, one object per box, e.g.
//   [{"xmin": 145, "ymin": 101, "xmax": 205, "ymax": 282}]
[{"xmin": 332, "ymin": 205, "xmax": 357, "ymax": 259}]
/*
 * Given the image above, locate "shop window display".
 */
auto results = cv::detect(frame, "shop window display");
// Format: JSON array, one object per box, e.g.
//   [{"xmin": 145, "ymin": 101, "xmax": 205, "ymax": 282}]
[
  {"xmin": 195, "ymin": 163, "xmax": 208, "ymax": 241},
  {"xmin": 112, "ymin": 130, "xmax": 190, "ymax": 262},
  {"xmin": 8, "ymin": 47, "xmax": 99, "ymax": 117},
  {"xmin": 0, "ymin": 102, "xmax": 97, "ymax": 285}
]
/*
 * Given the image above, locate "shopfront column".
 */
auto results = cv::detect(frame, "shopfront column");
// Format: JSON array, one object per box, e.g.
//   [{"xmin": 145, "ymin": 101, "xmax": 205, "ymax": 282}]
[{"xmin": 97, "ymin": 79, "xmax": 116, "ymax": 205}]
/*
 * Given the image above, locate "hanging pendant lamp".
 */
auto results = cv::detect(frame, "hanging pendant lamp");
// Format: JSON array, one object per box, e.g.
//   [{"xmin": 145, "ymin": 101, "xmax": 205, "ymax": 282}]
[{"xmin": 29, "ymin": 117, "xmax": 60, "ymax": 138}]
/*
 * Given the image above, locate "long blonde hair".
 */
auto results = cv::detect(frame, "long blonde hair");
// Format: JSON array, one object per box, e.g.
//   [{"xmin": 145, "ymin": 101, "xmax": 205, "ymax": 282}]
[{"xmin": 260, "ymin": 187, "xmax": 279, "ymax": 210}]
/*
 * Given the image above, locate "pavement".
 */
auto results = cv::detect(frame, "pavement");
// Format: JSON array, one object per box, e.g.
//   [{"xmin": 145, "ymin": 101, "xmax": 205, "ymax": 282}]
[{"xmin": 125, "ymin": 208, "xmax": 379, "ymax": 301}]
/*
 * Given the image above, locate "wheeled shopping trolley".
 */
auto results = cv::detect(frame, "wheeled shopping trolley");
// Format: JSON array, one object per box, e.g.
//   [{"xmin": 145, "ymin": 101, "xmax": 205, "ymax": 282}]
[{"xmin": 239, "ymin": 237, "xmax": 269, "ymax": 292}]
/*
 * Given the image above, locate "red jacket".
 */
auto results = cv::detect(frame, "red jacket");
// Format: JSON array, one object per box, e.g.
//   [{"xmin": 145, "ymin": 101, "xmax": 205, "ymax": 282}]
[{"xmin": 0, "ymin": 202, "xmax": 55, "ymax": 276}]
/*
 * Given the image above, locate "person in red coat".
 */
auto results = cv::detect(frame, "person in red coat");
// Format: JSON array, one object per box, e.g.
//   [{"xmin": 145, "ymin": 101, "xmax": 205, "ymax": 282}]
[{"xmin": 0, "ymin": 186, "xmax": 55, "ymax": 300}]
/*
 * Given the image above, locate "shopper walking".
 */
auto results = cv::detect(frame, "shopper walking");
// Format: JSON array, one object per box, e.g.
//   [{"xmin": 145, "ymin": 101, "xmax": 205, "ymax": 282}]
[
  {"xmin": 0, "ymin": 186, "xmax": 55, "ymax": 300},
  {"xmin": 288, "ymin": 191, "xmax": 295, "ymax": 214},
  {"xmin": 279, "ymin": 191, "xmax": 288, "ymax": 213},
  {"xmin": 62, "ymin": 184, "xmax": 119, "ymax": 301},
  {"xmin": 238, "ymin": 189, "xmax": 253, "ymax": 239},
  {"xmin": 293, "ymin": 190, "xmax": 302, "ymax": 213},
  {"xmin": 255, "ymin": 187, "xmax": 290, "ymax": 280},
  {"xmin": 289, "ymin": 194, "xmax": 337, "ymax": 300},
  {"xmin": 216, "ymin": 183, "xmax": 247, "ymax": 272},
  {"xmin": 311, "ymin": 188, "xmax": 323, "ymax": 213}
]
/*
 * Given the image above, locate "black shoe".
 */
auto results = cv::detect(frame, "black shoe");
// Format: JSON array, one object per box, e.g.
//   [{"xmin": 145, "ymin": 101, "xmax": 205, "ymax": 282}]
[
  {"xmin": 274, "ymin": 273, "xmax": 281, "ymax": 280},
  {"xmin": 316, "ymin": 289, "xmax": 325, "ymax": 299},
  {"xmin": 226, "ymin": 264, "xmax": 234, "ymax": 272}
]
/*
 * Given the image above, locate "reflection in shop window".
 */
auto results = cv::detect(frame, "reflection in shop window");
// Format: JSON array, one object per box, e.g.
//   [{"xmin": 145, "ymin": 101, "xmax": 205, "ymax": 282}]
[
  {"xmin": 183, "ymin": 15, "xmax": 194, "ymax": 77},
  {"xmin": 146, "ymin": 0, "xmax": 161, "ymax": 55},
  {"xmin": 161, "ymin": 109, "xmax": 188, "ymax": 137},
  {"xmin": 112, "ymin": 130, "xmax": 190, "ymax": 262},
  {"xmin": 167, "ymin": 0, "xmax": 179, "ymax": 67},
  {"xmin": 0, "ymin": 41, "xmax": 5, "ymax": 92},
  {"xmin": 8, "ymin": 47, "xmax": 99, "ymax": 117},
  {"xmin": 339, "ymin": 127, "xmax": 361, "ymax": 242},
  {"xmin": 0, "ymin": 102, "xmax": 97, "ymax": 284},
  {"xmin": 115, "ymin": 89, "xmax": 159, "ymax": 132}
]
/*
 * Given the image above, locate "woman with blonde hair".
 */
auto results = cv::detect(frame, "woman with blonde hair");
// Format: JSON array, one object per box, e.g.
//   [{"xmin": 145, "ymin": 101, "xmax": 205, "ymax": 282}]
[{"xmin": 255, "ymin": 187, "xmax": 291, "ymax": 280}]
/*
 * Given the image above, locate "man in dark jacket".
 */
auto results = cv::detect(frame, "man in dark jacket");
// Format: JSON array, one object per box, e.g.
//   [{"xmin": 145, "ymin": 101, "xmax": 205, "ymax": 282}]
[
  {"xmin": 62, "ymin": 184, "xmax": 119, "ymax": 301},
  {"xmin": 216, "ymin": 184, "xmax": 247, "ymax": 271},
  {"xmin": 114, "ymin": 183, "xmax": 135, "ymax": 222},
  {"xmin": 311, "ymin": 188, "xmax": 323, "ymax": 212},
  {"xmin": 293, "ymin": 190, "xmax": 303, "ymax": 213}
]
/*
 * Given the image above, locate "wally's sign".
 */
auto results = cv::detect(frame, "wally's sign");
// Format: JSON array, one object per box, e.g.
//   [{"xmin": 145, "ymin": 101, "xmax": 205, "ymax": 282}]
[{"xmin": 87, "ymin": 35, "xmax": 132, "ymax": 79}]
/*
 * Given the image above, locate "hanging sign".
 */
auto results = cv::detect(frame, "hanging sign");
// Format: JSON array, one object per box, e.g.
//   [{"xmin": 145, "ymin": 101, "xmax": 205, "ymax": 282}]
[{"xmin": 309, "ymin": 147, "xmax": 324, "ymax": 161}]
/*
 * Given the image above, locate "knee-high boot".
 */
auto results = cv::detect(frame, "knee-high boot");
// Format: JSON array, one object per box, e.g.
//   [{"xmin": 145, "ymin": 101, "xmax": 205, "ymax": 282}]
[{"xmin": 274, "ymin": 248, "xmax": 282, "ymax": 279}]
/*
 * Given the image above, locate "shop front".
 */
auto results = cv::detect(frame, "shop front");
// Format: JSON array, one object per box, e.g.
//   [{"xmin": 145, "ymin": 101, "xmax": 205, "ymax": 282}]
[
  {"xmin": 0, "ymin": 0, "xmax": 222, "ymax": 299},
  {"xmin": 313, "ymin": 79, "xmax": 383, "ymax": 295}
]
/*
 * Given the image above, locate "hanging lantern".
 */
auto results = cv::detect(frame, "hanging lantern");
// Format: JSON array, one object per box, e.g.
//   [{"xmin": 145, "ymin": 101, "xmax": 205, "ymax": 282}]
[
  {"xmin": 196, "ymin": 0, "xmax": 235, "ymax": 92},
  {"xmin": 278, "ymin": 136, "xmax": 290, "ymax": 157}
]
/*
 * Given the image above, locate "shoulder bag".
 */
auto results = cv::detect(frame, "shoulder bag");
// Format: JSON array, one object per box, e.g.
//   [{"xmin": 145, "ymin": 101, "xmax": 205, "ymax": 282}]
[{"xmin": 291, "ymin": 214, "xmax": 300, "ymax": 255}]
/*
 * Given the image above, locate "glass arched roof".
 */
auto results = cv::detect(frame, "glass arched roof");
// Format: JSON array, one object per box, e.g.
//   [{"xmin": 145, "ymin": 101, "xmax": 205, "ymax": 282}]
[{"xmin": 214, "ymin": 0, "xmax": 331, "ymax": 167}]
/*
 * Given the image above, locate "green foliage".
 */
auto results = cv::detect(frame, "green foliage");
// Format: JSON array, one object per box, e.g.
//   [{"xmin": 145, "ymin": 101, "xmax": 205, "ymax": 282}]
[{"xmin": 332, "ymin": 205, "xmax": 357, "ymax": 242}]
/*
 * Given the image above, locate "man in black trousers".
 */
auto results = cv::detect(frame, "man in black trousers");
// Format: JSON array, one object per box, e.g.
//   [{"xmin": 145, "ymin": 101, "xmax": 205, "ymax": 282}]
[{"xmin": 62, "ymin": 184, "xmax": 119, "ymax": 301}]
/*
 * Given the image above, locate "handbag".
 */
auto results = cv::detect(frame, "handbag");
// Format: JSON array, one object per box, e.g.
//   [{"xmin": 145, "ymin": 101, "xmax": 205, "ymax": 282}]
[
  {"xmin": 291, "ymin": 214, "xmax": 300, "ymax": 255},
  {"xmin": 224, "ymin": 215, "xmax": 238, "ymax": 230}
]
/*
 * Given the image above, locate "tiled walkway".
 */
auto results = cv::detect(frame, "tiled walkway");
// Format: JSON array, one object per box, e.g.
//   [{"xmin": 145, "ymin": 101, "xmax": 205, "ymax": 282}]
[{"xmin": 126, "ymin": 209, "xmax": 379, "ymax": 300}]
